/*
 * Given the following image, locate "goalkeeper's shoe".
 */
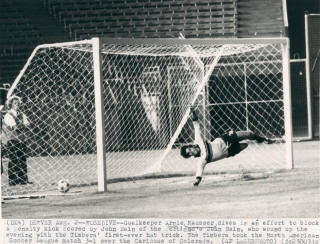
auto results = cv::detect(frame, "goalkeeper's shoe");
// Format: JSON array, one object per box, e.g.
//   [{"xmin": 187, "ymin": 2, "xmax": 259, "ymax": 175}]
[
  {"xmin": 256, "ymin": 136, "xmax": 276, "ymax": 144},
  {"xmin": 264, "ymin": 138, "xmax": 276, "ymax": 144},
  {"xmin": 193, "ymin": 177, "xmax": 202, "ymax": 187},
  {"xmin": 255, "ymin": 135, "xmax": 266, "ymax": 143}
]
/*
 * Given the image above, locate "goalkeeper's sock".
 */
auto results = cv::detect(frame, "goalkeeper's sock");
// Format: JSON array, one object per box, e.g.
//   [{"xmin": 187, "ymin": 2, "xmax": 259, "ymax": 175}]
[{"xmin": 255, "ymin": 135, "xmax": 267, "ymax": 143}]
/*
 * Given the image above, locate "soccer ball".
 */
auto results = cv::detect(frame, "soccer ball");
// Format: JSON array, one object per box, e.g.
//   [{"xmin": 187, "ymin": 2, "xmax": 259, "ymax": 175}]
[{"xmin": 57, "ymin": 179, "xmax": 70, "ymax": 193}]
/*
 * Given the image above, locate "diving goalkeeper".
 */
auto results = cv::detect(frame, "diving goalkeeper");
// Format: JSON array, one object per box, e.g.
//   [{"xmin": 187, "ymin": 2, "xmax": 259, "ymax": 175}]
[{"xmin": 180, "ymin": 110, "xmax": 274, "ymax": 187}]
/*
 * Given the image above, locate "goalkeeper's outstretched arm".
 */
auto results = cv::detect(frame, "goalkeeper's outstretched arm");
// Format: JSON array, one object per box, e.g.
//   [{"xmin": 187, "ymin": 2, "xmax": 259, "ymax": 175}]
[
  {"xmin": 180, "ymin": 109, "xmax": 207, "ymax": 186},
  {"xmin": 193, "ymin": 119, "xmax": 207, "ymax": 186}
]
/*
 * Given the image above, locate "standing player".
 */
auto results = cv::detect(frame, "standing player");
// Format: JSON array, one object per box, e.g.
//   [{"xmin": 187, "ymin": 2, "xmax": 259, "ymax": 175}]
[
  {"xmin": 180, "ymin": 110, "xmax": 274, "ymax": 186},
  {"xmin": 2, "ymin": 95, "xmax": 31, "ymax": 185}
]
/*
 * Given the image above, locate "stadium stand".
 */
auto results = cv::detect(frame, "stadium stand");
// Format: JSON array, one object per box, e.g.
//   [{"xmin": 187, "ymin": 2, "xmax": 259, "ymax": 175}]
[
  {"xmin": 1, "ymin": 0, "xmax": 286, "ymax": 87},
  {"xmin": 237, "ymin": 0, "xmax": 285, "ymax": 37},
  {"xmin": 0, "ymin": 2, "xmax": 41, "ymax": 46},
  {"xmin": 0, "ymin": 0, "xmax": 68, "ymax": 84},
  {"xmin": 47, "ymin": 0, "xmax": 238, "ymax": 39},
  {"xmin": 0, "ymin": 1, "xmax": 41, "ymax": 83}
]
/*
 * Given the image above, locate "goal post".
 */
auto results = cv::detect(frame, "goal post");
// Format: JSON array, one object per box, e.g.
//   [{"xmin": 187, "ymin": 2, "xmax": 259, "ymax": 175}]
[
  {"xmin": 282, "ymin": 41, "xmax": 294, "ymax": 169},
  {"xmin": 2, "ymin": 37, "xmax": 293, "ymax": 197},
  {"xmin": 92, "ymin": 37, "xmax": 107, "ymax": 192}
]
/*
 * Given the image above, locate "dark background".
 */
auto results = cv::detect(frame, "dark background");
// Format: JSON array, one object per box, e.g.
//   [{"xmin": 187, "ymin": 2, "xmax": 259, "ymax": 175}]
[{"xmin": 287, "ymin": 0, "xmax": 319, "ymax": 58}]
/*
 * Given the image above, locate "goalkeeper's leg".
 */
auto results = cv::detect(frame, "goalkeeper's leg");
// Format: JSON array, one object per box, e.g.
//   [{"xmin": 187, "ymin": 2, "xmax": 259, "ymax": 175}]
[{"xmin": 235, "ymin": 131, "xmax": 274, "ymax": 144}]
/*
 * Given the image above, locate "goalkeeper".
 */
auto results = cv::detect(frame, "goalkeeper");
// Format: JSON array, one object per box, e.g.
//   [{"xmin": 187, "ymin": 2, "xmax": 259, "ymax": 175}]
[{"xmin": 180, "ymin": 109, "xmax": 274, "ymax": 187}]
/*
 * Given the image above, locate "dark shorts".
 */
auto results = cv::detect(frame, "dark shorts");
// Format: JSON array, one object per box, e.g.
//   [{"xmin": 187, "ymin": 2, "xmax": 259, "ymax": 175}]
[{"xmin": 220, "ymin": 131, "xmax": 241, "ymax": 157}]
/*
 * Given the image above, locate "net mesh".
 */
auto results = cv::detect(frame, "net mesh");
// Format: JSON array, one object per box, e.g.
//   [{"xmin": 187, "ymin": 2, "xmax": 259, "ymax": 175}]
[{"xmin": 1, "ymin": 40, "xmax": 288, "ymax": 196}]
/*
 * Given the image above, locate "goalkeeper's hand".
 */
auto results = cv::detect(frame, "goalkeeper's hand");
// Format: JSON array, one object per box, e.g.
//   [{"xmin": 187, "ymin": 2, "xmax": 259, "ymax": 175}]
[{"xmin": 193, "ymin": 176, "xmax": 202, "ymax": 187}]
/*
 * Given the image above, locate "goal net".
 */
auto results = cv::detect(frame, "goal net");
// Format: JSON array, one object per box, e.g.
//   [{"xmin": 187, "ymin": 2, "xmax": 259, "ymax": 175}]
[{"xmin": 1, "ymin": 38, "xmax": 292, "ymax": 196}]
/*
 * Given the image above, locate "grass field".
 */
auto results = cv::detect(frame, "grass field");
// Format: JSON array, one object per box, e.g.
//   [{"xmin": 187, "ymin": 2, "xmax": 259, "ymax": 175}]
[
  {"xmin": 1, "ymin": 140, "xmax": 319, "ymax": 218},
  {"xmin": 1, "ymin": 140, "xmax": 285, "ymax": 197}
]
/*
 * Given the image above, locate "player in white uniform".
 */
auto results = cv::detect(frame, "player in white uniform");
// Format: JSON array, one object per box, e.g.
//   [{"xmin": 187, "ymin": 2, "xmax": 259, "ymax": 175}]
[{"xmin": 180, "ymin": 112, "xmax": 273, "ymax": 186}]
